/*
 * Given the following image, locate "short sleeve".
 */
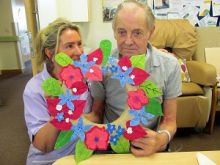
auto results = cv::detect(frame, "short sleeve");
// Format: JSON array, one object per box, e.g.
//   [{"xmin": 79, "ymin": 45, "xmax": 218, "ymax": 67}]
[
  {"xmin": 23, "ymin": 83, "xmax": 50, "ymax": 141},
  {"xmin": 164, "ymin": 59, "xmax": 182, "ymax": 99}
]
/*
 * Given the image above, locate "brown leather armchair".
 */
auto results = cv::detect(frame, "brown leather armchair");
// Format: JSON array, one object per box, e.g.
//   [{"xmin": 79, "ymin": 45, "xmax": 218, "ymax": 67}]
[{"xmin": 150, "ymin": 19, "xmax": 217, "ymax": 129}]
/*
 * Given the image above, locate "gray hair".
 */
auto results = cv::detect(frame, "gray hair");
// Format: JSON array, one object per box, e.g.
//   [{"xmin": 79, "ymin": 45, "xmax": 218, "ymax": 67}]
[
  {"xmin": 112, "ymin": 0, "xmax": 155, "ymax": 31},
  {"xmin": 35, "ymin": 18, "xmax": 81, "ymax": 70}
]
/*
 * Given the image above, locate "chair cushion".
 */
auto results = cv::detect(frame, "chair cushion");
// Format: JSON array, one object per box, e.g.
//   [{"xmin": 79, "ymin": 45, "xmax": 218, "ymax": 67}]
[
  {"xmin": 150, "ymin": 19, "xmax": 197, "ymax": 60},
  {"xmin": 178, "ymin": 58, "xmax": 191, "ymax": 82},
  {"xmin": 181, "ymin": 82, "xmax": 204, "ymax": 96}
]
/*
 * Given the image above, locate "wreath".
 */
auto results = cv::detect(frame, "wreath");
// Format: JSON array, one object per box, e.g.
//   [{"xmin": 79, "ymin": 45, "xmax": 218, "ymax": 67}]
[{"xmin": 42, "ymin": 40, "xmax": 163, "ymax": 164}]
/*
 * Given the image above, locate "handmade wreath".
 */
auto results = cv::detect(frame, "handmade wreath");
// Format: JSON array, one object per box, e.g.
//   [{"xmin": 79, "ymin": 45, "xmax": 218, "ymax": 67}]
[{"xmin": 42, "ymin": 40, "xmax": 163, "ymax": 164}]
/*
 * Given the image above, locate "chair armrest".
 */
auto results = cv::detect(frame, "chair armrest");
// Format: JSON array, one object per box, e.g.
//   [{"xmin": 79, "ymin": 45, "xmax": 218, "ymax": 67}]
[{"xmin": 186, "ymin": 61, "xmax": 216, "ymax": 86}]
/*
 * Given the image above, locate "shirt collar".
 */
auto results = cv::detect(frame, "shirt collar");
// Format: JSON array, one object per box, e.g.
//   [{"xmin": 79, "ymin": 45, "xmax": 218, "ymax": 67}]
[
  {"xmin": 41, "ymin": 64, "xmax": 51, "ymax": 80},
  {"xmin": 146, "ymin": 43, "xmax": 160, "ymax": 71}
]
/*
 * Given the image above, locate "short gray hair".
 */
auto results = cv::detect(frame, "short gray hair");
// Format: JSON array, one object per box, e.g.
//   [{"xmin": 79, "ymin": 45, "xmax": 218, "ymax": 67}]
[{"xmin": 112, "ymin": 0, "xmax": 155, "ymax": 31}]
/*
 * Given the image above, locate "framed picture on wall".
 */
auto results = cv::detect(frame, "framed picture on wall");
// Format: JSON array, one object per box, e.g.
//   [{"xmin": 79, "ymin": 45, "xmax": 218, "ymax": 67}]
[{"xmin": 102, "ymin": 0, "xmax": 123, "ymax": 22}]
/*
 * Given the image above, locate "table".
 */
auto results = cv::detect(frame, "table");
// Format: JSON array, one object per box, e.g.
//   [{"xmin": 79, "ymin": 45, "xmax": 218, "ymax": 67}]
[{"xmin": 53, "ymin": 150, "xmax": 220, "ymax": 165}]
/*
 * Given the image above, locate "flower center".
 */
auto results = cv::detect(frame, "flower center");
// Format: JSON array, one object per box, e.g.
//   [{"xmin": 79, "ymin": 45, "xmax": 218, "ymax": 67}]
[
  {"xmin": 69, "ymin": 75, "xmax": 74, "ymax": 80},
  {"xmin": 94, "ymin": 136, "xmax": 99, "ymax": 142}
]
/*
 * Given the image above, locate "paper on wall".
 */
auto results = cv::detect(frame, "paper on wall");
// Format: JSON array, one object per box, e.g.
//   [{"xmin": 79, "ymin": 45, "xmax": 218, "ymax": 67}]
[
  {"xmin": 212, "ymin": 0, "xmax": 220, "ymax": 16},
  {"xmin": 199, "ymin": 0, "xmax": 211, "ymax": 16}
]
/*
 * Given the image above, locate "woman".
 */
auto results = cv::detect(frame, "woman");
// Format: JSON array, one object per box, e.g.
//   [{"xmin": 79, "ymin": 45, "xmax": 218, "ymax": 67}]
[{"xmin": 23, "ymin": 18, "xmax": 91, "ymax": 165}]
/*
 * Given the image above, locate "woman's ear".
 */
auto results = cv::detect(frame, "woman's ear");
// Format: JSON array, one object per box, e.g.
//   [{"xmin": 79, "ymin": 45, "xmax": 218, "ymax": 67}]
[{"xmin": 45, "ymin": 48, "xmax": 53, "ymax": 59}]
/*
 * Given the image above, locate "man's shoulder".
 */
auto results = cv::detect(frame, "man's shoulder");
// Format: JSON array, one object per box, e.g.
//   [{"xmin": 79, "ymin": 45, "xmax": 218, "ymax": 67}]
[{"xmin": 150, "ymin": 47, "xmax": 179, "ymax": 67}]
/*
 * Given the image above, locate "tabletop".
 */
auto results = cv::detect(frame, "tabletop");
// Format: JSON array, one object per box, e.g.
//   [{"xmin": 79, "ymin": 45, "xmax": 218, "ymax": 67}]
[{"xmin": 53, "ymin": 150, "xmax": 220, "ymax": 165}]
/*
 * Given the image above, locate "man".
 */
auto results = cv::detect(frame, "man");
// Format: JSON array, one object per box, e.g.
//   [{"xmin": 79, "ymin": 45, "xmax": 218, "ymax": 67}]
[{"xmin": 88, "ymin": 0, "xmax": 181, "ymax": 156}]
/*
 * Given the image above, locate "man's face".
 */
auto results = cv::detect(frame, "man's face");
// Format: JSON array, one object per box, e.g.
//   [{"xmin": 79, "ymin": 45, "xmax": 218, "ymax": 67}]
[{"xmin": 114, "ymin": 7, "xmax": 153, "ymax": 57}]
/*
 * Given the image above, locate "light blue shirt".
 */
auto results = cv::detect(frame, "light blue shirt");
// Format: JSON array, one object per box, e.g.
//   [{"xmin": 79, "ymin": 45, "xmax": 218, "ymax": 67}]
[{"xmin": 23, "ymin": 65, "xmax": 91, "ymax": 165}]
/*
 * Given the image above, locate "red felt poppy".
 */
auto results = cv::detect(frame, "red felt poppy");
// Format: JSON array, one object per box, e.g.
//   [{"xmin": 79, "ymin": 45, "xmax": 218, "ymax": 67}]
[
  {"xmin": 85, "ymin": 126, "xmax": 110, "ymax": 150},
  {"xmin": 118, "ymin": 56, "xmax": 132, "ymax": 71},
  {"xmin": 129, "ymin": 68, "xmax": 150, "ymax": 85},
  {"xmin": 127, "ymin": 89, "xmax": 148, "ymax": 110},
  {"xmin": 87, "ymin": 48, "xmax": 103, "ymax": 65},
  {"xmin": 85, "ymin": 65, "xmax": 103, "ymax": 81},
  {"xmin": 123, "ymin": 121, "xmax": 147, "ymax": 140},
  {"xmin": 46, "ymin": 97, "xmax": 86, "ymax": 130},
  {"xmin": 47, "ymin": 97, "xmax": 72, "ymax": 130},
  {"xmin": 71, "ymin": 81, "xmax": 88, "ymax": 95},
  {"xmin": 59, "ymin": 65, "xmax": 83, "ymax": 88}
]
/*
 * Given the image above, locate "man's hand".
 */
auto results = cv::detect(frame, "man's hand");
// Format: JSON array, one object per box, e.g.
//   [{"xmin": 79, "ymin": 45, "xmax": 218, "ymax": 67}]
[{"xmin": 130, "ymin": 128, "xmax": 169, "ymax": 157}]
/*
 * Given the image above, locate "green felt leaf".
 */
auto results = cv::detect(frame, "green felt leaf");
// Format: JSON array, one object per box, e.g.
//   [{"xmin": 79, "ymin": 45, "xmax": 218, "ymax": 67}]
[
  {"xmin": 99, "ymin": 40, "xmax": 112, "ymax": 66},
  {"xmin": 130, "ymin": 54, "xmax": 146, "ymax": 69},
  {"xmin": 145, "ymin": 98, "xmax": 163, "ymax": 116},
  {"xmin": 75, "ymin": 140, "xmax": 93, "ymax": 164},
  {"xmin": 110, "ymin": 136, "xmax": 130, "ymax": 153},
  {"xmin": 139, "ymin": 80, "xmax": 162, "ymax": 98},
  {"xmin": 42, "ymin": 78, "xmax": 64, "ymax": 96},
  {"xmin": 55, "ymin": 130, "xmax": 73, "ymax": 150},
  {"xmin": 55, "ymin": 52, "xmax": 73, "ymax": 67}
]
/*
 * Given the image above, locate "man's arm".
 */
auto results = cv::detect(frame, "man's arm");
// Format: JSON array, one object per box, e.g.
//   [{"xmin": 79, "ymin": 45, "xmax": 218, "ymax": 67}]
[
  {"xmin": 84, "ymin": 99, "xmax": 105, "ymax": 123},
  {"xmin": 130, "ymin": 98, "xmax": 177, "ymax": 156}
]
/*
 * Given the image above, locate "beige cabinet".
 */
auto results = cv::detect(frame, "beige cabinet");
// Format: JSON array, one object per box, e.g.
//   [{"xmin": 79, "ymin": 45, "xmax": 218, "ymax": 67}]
[
  {"xmin": 37, "ymin": 0, "xmax": 89, "ymax": 29},
  {"xmin": 57, "ymin": 0, "xmax": 89, "ymax": 22}
]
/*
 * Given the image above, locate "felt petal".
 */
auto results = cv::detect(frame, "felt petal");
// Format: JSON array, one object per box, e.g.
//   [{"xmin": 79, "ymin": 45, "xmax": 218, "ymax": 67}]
[
  {"xmin": 110, "ymin": 136, "xmax": 130, "ymax": 153},
  {"xmin": 75, "ymin": 140, "xmax": 93, "ymax": 164},
  {"xmin": 85, "ymin": 65, "xmax": 103, "ymax": 81},
  {"xmin": 130, "ymin": 54, "xmax": 146, "ymax": 70},
  {"xmin": 140, "ymin": 80, "xmax": 162, "ymax": 98},
  {"xmin": 46, "ymin": 97, "xmax": 68, "ymax": 116},
  {"xmin": 69, "ymin": 100, "xmax": 86, "ymax": 120},
  {"xmin": 123, "ymin": 121, "xmax": 147, "ymax": 140},
  {"xmin": 118, "ymin": 56, "xmax": 132, "ymax": 71},
  {"xmin": 129, "ymin": 68, "xmax": 150, "ymax": 85},
  {"xmin": 71, "ymin": 81, "xmax": 88, "ymax": 95},
  {"xmin": 50, "ymin": 117, "xmax": 72, "ymax": 131},
  {"xmin": 87, "ymin": 48, "xmax": 103, "ymax": 65},
  {"xmin": 42, "ymin": 78, "xmax": 63, "ymax": 96},
  {"xmin": 99, "ymin": 40, "xmax": 112, "ymax": 66},
  {"xmin": 55, "ymin": 52, "xmax": 73, "ymax": 67}
]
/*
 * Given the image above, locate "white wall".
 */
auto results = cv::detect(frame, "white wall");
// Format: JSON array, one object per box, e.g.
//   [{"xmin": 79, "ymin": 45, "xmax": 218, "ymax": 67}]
[
  {"xmin": 37, "ymin": 0, "xmax": 58, "ymax": 29},
  {"xmin": 79, "ymin": 0, "xmax": 117, "ymax": 52}
]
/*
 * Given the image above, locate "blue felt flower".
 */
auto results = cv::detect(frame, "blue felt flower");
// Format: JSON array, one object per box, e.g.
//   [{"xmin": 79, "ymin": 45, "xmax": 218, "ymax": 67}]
[
  {"xmin": 129, "ymin": 107, "xmax": 155, "ymax": 126},
  {"xmin": 110, "ymin": 134, "xmax": 119, "ymax": 145},
  {"xmin": 108, "ymin": 56, "xmax": 118, "ymax": 66},
  {"xmin": 106, "ymin": 123, "xmax": 116, "ymax": 134},
  {"xmin": 55, "ymin": 112, "xmax": 64, "ymax": 122},
  {"xmin": 116, "ymin": 125, "xmax": 125, "ymax": 137},
  {"xmin": 73, "ymin": 54, "xmax": 95, "ymax": 75},
  {"xmin": 111, "ymin": 67, "xmax": 134, "ymax": 87},
  {"xmin": 109, "ymin": 65, "xmax": 119, "ymax": 73},
  {"xmin": 71, "ymin": 117, "xmax": 91, "ymax": 141},
  {"xmin": 58, "ymin": 90, "xmax": 79, "ymax": 110}
]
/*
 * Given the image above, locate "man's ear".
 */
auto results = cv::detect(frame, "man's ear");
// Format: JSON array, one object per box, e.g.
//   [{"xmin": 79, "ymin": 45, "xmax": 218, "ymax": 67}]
[
  {"xmin": 147, "ymin": 25, "xmax": 155, "ymax": 40},
  {"xmin": 45, "ymin": 48, "xmax": 53, "ymax": 59}
]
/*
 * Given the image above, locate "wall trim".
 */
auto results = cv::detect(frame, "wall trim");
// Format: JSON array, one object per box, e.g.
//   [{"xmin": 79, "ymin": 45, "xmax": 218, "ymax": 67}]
[{"xmin": 0, "ymin": 36, "xmax": 19, "ymax": 42}]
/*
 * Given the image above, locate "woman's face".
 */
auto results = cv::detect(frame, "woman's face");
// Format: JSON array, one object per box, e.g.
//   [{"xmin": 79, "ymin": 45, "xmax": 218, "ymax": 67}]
[{"xmin": 57, "ymin": 28, "xmax": 83, "ymax": 61}]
